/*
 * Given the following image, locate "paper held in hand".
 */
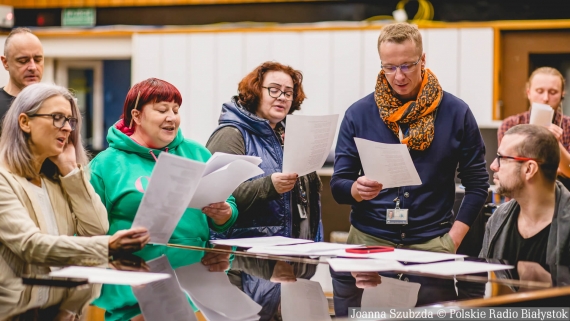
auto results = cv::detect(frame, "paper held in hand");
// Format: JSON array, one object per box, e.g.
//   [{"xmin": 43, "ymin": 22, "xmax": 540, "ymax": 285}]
[
  {"xmin": 188, "ymin": 153, "xmax": 264, "ymax": 209},
  {"xmin": 131, "ymin": 152, "xmax": 263, "ymax": 244},
  {"xmin": 529, "ymin": 102, "xmax": 554, "ymax": 127},
  {"xmin": 132, "ymin": 153, "xmax": 206, "ymax": 244},
  {"xmin": 353, "ymin": 137, "xmax": 422, "ymax": 189},
  {"xmin": 282, "ymin": 114, "xmax": 339, "ymax": 177}
]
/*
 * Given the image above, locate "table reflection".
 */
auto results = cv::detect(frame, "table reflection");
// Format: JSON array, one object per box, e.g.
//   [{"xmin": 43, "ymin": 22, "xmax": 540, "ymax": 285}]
[{"xmin": 6, "ymin": 244, "xmax": 568, "ymax": 321}]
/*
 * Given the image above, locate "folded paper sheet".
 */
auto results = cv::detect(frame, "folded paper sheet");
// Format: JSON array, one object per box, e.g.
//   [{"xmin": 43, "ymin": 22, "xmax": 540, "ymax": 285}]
[
  {"xmin": 49, "ymin": 266, "xmax": 170, "ymax": 286},
  {"xmin": 282, "ymin": 114, "xmax": 339, "ymax": 176},
  {"xmin": 132, "ymin": 256, "xmax": 197, "ymax": 321},
  {"xmin": 189, "ymin": 159, "xmax": 264, "ymax": 209},
  {"xmin": 247, "ymin": 242, "xmax": 362, "ymax": 256},
  {"xmin": 132, "ymin": 153, "xmax": 206, "ymax": 244},
  {"xmin": 327, "ymin": 258, "xmax": 405, "ymax": 272},
  {"xmin": 354, "ymin": 137, "xmax": 422, "ymax": 189},
  {"xmin": 529, "ymin": 102, "xmax": 554, "ymax": 127},
  {"xmin": 176, "ymin": 263, "xmax": 261, "ymax": 321},
  {"xmin": 402, "ymin": 260, "xmax": 513, "ymax": 276},
  {"xmin": 281, "ymin": 279, "xmax": 332, "ymax": 321},
  {"xmin": 210, "ymin": 236, "xmax": 314, "ymax": 248},
  {"xmin": 361, "ymin": 277, "xmax": 420, "ymax": 308},
  {"xmin": 335, "ymin": 248, "xmax": 466, "ymax": 263}
]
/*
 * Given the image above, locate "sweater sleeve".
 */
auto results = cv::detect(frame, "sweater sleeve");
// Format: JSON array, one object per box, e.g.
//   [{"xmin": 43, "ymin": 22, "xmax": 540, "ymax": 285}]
[
  {"xmin": 456, "ymin": 108, "xmax": 490, "ymax": 226},
  {"xmin": 206, "ymin": 127, "xmax": 280, "ymax": 214},
  {"xmin": 330, "ymin": 111, "xmax": 361, "ymax": 205},
  {"xmin": 61, "ymin": 165, "xmax": 109, "ymax": 236},
  {"xmin": 209, "ymin": 194, "xmax": 238, "ymax": 232}
]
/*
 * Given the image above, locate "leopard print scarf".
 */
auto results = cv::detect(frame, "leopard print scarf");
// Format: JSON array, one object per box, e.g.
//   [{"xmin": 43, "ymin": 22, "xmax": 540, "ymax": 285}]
[{"xmin": 375, "ymin": 68, "xmax": 443, "ymax": 151}]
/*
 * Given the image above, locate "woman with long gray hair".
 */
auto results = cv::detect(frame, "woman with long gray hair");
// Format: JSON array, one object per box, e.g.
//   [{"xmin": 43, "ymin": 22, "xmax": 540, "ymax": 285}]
[{"xmin": 0, "ymin": 83, "xmax": 150, "ymax": 320}]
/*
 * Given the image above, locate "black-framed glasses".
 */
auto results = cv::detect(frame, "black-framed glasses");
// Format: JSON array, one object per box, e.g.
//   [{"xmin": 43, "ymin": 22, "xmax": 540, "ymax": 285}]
[
  {"xmin": 381, "ymin": 56, "xmax": 422, "ymax": 74},
  {"xmin": 29, "ymin": 113, "xmax": 78, "ymax": 131},
  {"xmin": 495, "ymin": 153, "xmax": 540, "ymax": 168},
  {"xmin": 262, "ymin": 86, "xmax": 294, "ymax": 101}
]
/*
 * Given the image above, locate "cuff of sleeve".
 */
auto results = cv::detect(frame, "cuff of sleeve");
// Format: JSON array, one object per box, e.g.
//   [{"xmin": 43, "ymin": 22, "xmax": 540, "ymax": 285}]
[
  {"xmin": 263, "ymin": 175, "xmax": 280, "ymax": 199},
  {"xmin": 210, "ymin": 208, "xmax": 237, "ymax": 232},
  {"xmin": 62, "ymin": 167, "xmax": 80, "ymax": 178}
]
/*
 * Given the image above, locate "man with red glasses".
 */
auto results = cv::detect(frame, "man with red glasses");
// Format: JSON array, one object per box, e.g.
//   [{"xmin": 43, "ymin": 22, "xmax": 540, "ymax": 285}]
[{"xmin": 481, "ymin": 124, "xmax": 570, "ymax": 286}]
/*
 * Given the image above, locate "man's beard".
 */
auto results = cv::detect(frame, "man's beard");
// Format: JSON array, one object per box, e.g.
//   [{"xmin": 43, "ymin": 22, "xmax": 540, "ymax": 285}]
[{"xmin": 496, "ymin": 175, "xmax": 523, "ymax": 198}]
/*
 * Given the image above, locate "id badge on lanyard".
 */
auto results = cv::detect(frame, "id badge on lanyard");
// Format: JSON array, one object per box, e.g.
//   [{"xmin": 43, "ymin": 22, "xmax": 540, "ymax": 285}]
[{"xmin": 386, "ymin": 197, "xmax": 408, "ymax": 225}]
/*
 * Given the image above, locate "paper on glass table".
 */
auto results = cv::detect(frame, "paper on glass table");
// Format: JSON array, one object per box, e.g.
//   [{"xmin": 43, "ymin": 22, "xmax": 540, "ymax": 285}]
[
  {"xmin": 333, "ymin": 248, "xmax": 466, "ymax": 263},
  {"xmin": 361, "ymin": 277, "xmax": 420, "ymax": 308},
  {"xmin": 176, "ymin": 263, "xmax": 261, "ymax": 321},
  {"xmin": 530, "ymin": 102, "xmax": 554, "ymax": 127},
  {"xmin": 354, "ymin": 137, "xmax": 422, "ymax": 189},
  {"xmin": 132, "ymin": 256, "xmax": 197, "ymax": 321},
  {"xmin": 210, "ymin": 236, "xmax": 314, "ymax": 248},
  {"xmin": 246, "ymin": 242, "xmax": 363, "ymax": 256},
  {"xmin": 188, "ymin": 159, "xmax": 264, "ymax": 209},
  {"xmin": 282, "ymin": 114, "xmax": 339, "ymax": 177},
  {"xmin": 132, "ymin": 152, "xmax": 206, "ymax": 244},
  {"xmin": 327, "ymin": 258, "xmax": 405, "ymax": 272},
  {"xmin": 402, "ymin": 260, "xmax": 514, "ymax": 276},
  {"xmin": 203, "ymin": 152, "xmax": 262, "ymax": 176},
  {"xmin": 281, "ymin": 279, "xmax": 332, "ymax": 321},
  {"xmin": 49, "ymin": 266, "xmax": 170, "ymax": 286}
]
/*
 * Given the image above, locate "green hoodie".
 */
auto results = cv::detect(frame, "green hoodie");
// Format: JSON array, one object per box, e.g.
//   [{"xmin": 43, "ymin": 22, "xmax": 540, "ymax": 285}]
[{"xmin": 89, "ymin": 122, "xmax": 238, "ymax": 320}]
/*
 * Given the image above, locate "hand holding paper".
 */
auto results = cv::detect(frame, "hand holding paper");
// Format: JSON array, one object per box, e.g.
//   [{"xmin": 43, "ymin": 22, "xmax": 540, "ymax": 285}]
[
  {"xmin": 188, "ymin": 156, "xmax": 263, "ymax": 209},
  {"xmin": 353, "ymin": 176, "xmax": 383, "ymax": 201}
]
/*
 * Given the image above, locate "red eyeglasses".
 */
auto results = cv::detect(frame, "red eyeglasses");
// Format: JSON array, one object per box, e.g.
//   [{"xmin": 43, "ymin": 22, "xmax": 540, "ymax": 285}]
[{"xmin": 495, "ymin": 153, "xmax": 540, "ymax": 167}]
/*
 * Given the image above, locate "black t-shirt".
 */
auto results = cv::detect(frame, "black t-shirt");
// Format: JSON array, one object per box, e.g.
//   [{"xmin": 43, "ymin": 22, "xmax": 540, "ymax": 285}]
[
  {"xmin": 503, "ymin": 208, "xmax": 551, "ymax": 267},
  {"xmin": 0, "ymin": 87, "xmax": 15, "ymax": 132}
]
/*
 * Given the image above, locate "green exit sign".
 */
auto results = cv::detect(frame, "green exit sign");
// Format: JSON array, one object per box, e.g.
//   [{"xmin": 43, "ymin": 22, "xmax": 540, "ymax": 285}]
[{"xmin": 62, "ymin": 8, "xmax": 96, "ymax": 27}]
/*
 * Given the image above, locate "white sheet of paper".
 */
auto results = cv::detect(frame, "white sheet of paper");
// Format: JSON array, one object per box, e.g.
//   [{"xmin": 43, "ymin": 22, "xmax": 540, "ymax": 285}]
[
  {"xmin": 210, "ymin": 236, "xmax": 314, "ymax": 248},
  {"xmin": 132, "ymin": 256, "xmax": 197, "ymax": 321},
  {"xmin": 529, "ymin": 103, "xmax": 554, "ymax": 127},
  {"xmin": 247, "ymin": 242, "xmax": 362, "ymax": 256},
  {"xmin": 188, "ymin": 159, "xmax": 264, "ymax": 209},
  {"xmin": 49, "ymin": 266, "xmax": 170, "ymax": 286},
  {"xmin": 204, "ymin": 152, "xmax": 262, "ymax": 176},
  {"xmin": 132, "ymin": 153, "xmax": 206, "ymax": 244},
  {"xmin": 353, "ymin": 137, "xmax": 422, "ymax": 189},
  {"xmin": 327, "ymin": 258, "xmax": 405, "ymax": 272},
  {"xmin": 282, "ymin": 114, "xmax": 339, "ymax": 176},
  {"xmin": 281, "ymin": 279, "xmax": 332, "ymax": 321},
  {"xmin": 402, "ymin": 260, "xmax": 513, "ymax": 276},
  {"xmin": 176, "ymin": 263, "xmax": 261, "ymax": 320},
  {"xmin": 333, "ymin": 248, "xmax": 466, "ymax": 263},
  {"xmin": 361, "ymin": 277, "xmax": 420, "ymax": 308}
]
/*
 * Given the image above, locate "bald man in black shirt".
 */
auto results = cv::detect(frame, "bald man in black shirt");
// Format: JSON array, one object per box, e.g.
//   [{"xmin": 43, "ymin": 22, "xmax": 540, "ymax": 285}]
[{"xmin": 0, "ymin": 27, "xmax": 44, "ymax": 129}]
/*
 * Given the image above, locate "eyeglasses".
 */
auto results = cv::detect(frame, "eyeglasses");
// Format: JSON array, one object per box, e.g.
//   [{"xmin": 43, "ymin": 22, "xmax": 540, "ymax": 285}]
[
  {"xmin": 495, "ymin": 153, "xmax": 540, "ymax": 168},
  {"xmin": 381, "ymin": 56, "xmax": 422, "ymax": 74},
  {"xmin": 29, "ymin": 113, "xmax": 78, "ymax": 131},
  {"xmin": 262, "ymin": 86, "xmax": 294, "ymax": 101}
]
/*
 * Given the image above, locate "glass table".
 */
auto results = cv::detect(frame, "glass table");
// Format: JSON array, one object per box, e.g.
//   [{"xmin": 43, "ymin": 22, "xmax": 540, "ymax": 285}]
[{"xmin": 8, "ymin": 243, "xmax": 567, "ymax": 321}]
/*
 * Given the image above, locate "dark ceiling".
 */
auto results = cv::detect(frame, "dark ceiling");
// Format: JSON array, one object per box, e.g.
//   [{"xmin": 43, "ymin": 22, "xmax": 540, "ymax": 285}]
[{"xmin": 13, "ymin": 0, "xmax": 570, "ymax": 28}]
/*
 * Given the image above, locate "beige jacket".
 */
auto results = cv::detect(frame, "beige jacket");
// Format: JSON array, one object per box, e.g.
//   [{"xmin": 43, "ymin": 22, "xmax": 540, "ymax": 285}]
[{"xmin": 0, "ymin": 165, "xmax": 110, "ymax": 319}]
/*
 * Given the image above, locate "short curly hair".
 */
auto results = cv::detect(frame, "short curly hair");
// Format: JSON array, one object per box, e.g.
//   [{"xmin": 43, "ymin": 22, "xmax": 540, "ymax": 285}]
[{"xmin": 237, "ymin": 61, "xmax": 306, "ymax": 114}]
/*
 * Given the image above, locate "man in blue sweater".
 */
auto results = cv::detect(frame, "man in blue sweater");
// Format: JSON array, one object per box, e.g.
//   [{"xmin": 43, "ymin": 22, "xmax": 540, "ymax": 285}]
[{"xmin": 330, "ymin": 23, "xmax": 489, "ymax": 314}]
